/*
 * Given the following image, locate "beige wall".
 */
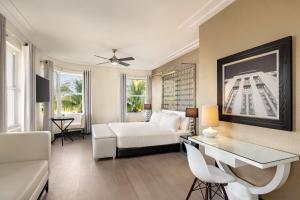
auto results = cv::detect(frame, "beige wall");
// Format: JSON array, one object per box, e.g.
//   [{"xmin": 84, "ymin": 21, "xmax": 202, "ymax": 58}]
[
  {"xmin": 198, "ymin": 0, "xmax": 300, "ymax": 199},
  {"xmin": 91, "ymin": 66, "xmax": 150, "ymax": 124},
  {"xmin": 151, "ymin": 49, "xmax": 199, "ymax": 111}
]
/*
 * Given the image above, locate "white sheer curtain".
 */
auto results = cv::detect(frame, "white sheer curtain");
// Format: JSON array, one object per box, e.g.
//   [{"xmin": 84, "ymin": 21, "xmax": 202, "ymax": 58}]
[
  {"xmin": 120, "ymin": 74, "xmax": 127, "ymax": 122},
  {"xmin": 84, "ymin": 70, "xmax": 92, "ymax": 134},
  {"xmin": 22, "ymin": 43, "xmax": 36, "ymax": 131},
  {"xmin": 42, "ymin": 60, "xmax": 54, "ymax": 133},
  {"xmin": 0, "ymin": 14, "xmax": 6, "ymax": 132}
]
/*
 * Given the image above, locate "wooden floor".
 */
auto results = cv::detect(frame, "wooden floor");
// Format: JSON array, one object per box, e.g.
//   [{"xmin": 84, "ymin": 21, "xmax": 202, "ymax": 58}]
[{"xmin": 41, "ymin": 135, "xmax": 207, "ymax": 200}]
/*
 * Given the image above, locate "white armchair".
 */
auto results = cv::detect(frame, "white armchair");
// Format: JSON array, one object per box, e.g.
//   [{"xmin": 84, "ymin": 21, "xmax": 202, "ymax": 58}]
[{"xmin": 0, "ymin": 131, "xmax": 51, "ymax": 200}]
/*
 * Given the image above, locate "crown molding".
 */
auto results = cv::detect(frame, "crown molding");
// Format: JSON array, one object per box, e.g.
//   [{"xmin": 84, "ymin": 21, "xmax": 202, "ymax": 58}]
[
  {"xmin": 150, "ymin": 39, "xmax": 199, "ymax": 69},
  {"xmin": 0, "ymin": 0, "xmax": 232, "ymax": 71},
  {"xmin": 177, "ymin": 0, "xmax": 234, "ymax": 30},
  {"xmin": 0, "ymin": 0, "xmax": 34, "ymax": 41},
  {"xmin": 189, "ymin": 0, "xmax": 235, "ymax": 28},
  {"xmin": 150, "ymin": 0, "xmax": 234, "ymax": 70}
]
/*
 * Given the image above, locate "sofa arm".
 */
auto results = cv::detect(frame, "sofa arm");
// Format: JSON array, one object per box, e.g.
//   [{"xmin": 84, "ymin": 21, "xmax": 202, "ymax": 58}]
[{"xmin": 0, "ymin": 131, "xmax": 51, "ymax": 164}]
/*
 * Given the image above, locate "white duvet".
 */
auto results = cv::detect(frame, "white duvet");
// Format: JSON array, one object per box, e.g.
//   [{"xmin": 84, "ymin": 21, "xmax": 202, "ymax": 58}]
[{"xmin": 108, "ymin": 122, "xmax": 187, "ymax": 148}]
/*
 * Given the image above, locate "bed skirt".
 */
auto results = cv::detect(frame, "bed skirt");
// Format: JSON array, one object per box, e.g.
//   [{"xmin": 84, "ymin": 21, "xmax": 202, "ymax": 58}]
[{"xmin": 117, "ymin": 143, "xmax": 180, "ymax": 158}]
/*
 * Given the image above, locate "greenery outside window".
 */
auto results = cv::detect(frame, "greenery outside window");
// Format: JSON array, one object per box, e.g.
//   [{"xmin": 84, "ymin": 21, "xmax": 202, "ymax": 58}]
[
  {"xmin": 54, "ymin": 70, "xmax": 83, "ymax": 114},
  {"xmin": 127, "ymin": 78, "xmax": 147, "ymax": 113}
]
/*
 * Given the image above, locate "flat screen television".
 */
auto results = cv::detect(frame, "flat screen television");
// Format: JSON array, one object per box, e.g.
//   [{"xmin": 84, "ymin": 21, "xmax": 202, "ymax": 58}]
[{"xmin": 36, "ymin": 75, "xmax": 50, "ymax": 102}]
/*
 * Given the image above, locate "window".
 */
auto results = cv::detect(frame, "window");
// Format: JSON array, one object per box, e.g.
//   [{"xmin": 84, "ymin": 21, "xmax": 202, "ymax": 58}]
[
  {"xmin": 6, "ymin": 44, "xmax": 20, "ymax": 129},
  {"xmin": 126, "ymin": 78, "xmax": 147, "ymax": 112},
  {"xmin": 54, "ymin": 70, "xmax": 83, "ymax": 114}
]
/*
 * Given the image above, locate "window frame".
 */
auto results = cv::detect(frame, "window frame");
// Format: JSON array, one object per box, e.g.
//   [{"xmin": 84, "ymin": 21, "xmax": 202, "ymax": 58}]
[
  {"xmin": 54, "ymin": 69, "xmax": 84, "ymax": 115},
  {"xmin": 6, "ymin": 42, "xmax": 21, "ymax": 130},
  {"xmin": 126, "ymin": 77, "xmax": 147, "ymax": 113}
]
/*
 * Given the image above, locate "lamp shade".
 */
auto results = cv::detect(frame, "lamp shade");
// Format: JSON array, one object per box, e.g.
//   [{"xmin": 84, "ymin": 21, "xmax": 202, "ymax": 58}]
[
  {"xmin": 201, "ymin": 105, "xmax": 219, "ymax": 127},
  {"xmin": 185, "ymin": 107, "xmax": 198, "ymax": 118},
  {"xmin": 144, "ymin": 104, "xmax": 152, "ymax": 110}
]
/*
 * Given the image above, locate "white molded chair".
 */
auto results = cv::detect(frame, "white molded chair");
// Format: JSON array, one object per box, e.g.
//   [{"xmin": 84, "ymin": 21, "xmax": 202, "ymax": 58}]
[{"xmin": 185, "ymin": 143, "xmax": 236, "ymax": 200}]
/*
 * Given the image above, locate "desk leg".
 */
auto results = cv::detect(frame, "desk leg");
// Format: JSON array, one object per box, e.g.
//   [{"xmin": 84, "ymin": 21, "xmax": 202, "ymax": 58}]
[
  {"xmin": 216, "ymin": 161, "xmax": 291, "ymax": 200},
  {"xmin": 61, "ymin": 121, "xmax": 64, "ymax": 146}
]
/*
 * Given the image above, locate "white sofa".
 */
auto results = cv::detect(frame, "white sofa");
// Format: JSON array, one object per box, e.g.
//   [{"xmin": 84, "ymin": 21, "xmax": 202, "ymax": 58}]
[{"xmin": 0, "ymin": 131, "xmax": 51, "ymax": 200}]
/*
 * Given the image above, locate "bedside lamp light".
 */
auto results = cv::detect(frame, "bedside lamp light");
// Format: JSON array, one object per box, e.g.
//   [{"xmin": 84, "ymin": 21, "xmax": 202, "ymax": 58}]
[
  {"xmin": 185, "ymin": 107, "xmax": 198, "ymax": 136},
  {"xmin": 201, "ymin": 105, "xmax": 219, "ymax": 138}
]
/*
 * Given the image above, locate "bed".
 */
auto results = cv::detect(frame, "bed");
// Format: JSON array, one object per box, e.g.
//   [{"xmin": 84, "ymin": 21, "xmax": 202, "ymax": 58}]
[{"xmin": 108, "ymin": 110, "xmax": 190, "ymax": 157}]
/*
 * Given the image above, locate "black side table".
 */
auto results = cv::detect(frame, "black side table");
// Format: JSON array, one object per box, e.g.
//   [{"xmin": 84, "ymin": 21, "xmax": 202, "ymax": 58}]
[
  {"xmin": 180, "ymin": 135, "xmax": 199, "ymax": 153},
  {"xmin": 51, "ymin": 117, "xmax": 75, "ymax": 146}
]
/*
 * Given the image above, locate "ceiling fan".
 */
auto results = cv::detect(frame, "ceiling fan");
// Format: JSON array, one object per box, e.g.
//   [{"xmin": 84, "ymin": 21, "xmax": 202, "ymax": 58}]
[{"xmin": 94, "ymin": 49, "xmax": 135, "ymax": 67}]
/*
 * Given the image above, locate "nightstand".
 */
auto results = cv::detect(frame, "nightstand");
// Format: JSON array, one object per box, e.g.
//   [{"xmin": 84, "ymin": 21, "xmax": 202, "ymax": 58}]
[{"xmin": 180, "ymin": 135, "xmax": 199, "ymax": 153}]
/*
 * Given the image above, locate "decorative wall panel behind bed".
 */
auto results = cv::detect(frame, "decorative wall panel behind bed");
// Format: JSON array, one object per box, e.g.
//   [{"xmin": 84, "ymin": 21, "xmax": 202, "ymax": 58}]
[{"xmin": 162, "ymin": 63, "xmax": 196, "ymax": 128}]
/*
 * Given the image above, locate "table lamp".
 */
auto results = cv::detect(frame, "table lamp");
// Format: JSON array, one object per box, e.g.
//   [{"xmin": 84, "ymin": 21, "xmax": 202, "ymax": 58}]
[
  {"xmin": 185, "ymin": 107, "xmax": 198, "ymax": 135},
  {"xmin": 201, "ymin": 105, "xmax": 219, "ymax": 138},
  {"xmin": 144, "ymin": 104, "xmax": 152, "ymax": 122}
]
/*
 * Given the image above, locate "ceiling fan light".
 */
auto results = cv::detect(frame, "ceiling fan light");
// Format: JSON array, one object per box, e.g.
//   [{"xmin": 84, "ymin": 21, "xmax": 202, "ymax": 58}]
[{"xmin": 111, "ymin": 61, "xmax": 118, "ymax": 65}]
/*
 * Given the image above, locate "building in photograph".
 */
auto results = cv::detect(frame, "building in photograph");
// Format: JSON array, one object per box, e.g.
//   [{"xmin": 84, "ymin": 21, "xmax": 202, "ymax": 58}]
[{"xmin": 223, "ymin": 71, "xmax": 279, "ymax": 119}]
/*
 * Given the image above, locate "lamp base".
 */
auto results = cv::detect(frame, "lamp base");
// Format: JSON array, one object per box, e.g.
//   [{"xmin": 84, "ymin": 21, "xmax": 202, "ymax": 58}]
[{"xmin": 202, "ymin": 127, "xmax": 217, "ymax": 138}]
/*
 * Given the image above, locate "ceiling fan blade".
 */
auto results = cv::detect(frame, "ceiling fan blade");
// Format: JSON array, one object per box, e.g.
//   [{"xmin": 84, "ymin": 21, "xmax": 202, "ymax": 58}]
[
  {"xmin": 96, "ymin": 61, "xmax": 110, "ymax": 65},
  {"xmin": 94, "ymin": 55, "xmax": 110, "ymax": 60},
  {"xmin": 118, "ymin": 57, "xmax": 135, "ymax": 62},
  {"xmin": 119, "ymin": 61, "xmax": 130, "ymax": 67}
]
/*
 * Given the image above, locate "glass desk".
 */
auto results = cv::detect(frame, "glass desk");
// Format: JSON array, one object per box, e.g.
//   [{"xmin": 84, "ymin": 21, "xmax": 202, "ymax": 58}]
[
  {"xmin": 189, "ymin": 135, "xmax": 298, "ymax": 169},
  {"xmin": 189, "ymin": 135, "xmax": 299, "ymax": 200}
]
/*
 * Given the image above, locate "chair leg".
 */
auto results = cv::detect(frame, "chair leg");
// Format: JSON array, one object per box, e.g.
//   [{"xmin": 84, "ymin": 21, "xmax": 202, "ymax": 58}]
[
  {"xmin": 220, "ymin": 184, "xmax": 229, "ymax": 200},
  {"xmin": 186, "ymin": 177, "xmax": 198, "ymax": 200},
  {"xmin": 208, "ymin": 183, "xmax": 212, "ymax": 200},
  {"xmin": 205, "ymin": 183, "xmax": 209, "ymax": 200},
  {"xmin": 45, "ymin": 181, "xmax": 49, "ymax": 192}
]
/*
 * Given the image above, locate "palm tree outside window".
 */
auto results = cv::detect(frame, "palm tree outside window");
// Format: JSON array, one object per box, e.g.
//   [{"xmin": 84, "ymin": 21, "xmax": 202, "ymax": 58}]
[
  {"xmin": 126, "ymin": 78, "xmax": 147, "ymax": 113},
  {"xmin": 54, "ymin": 70, "xmax": 83, "ymax": 115}
]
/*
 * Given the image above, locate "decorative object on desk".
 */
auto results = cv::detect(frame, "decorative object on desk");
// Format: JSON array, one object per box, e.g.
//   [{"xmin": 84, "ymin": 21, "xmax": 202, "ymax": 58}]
[
  {"xmin": 217, "ymin": 36, "xmax": 292, "ymax": 131},
  {"xmin": 201, "ymin": 105, "xmax": 219, "ymax": 138},
  {"xmin": 144, "ymin": 103, "xmax": 152, "ymax": 122},
  {"xmin": 185, "ymin": 107, "xmax": 198, "ymax": 135}
]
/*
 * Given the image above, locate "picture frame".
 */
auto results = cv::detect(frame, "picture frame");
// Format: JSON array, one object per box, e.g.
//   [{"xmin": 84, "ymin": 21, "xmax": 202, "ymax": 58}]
[{"xmin": 217, "ymin": 36, "xmax": 292, "ymax": 131}]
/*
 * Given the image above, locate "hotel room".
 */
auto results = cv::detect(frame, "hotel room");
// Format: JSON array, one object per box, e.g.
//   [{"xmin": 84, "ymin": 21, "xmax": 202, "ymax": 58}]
[{"xmin": 0, "ymin": 0, "xmax": 299, "ymax": 200}]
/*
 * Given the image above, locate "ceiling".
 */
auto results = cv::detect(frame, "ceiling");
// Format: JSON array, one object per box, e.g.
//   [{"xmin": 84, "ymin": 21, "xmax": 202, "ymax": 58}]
[{"xmin": 0, "ymin": 0, "xmax": 234, "ymax": 70}]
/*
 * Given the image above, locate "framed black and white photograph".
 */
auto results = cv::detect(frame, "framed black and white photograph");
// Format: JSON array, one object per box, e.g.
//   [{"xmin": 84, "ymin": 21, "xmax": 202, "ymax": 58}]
[{"xmin": 217, "ymin": 36, "xmax": 292, "ymax": 131}]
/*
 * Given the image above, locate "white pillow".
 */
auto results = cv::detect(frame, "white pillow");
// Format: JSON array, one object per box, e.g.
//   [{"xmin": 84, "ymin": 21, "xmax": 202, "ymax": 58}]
[
  {"xmin": 159, "ymin": 113, "xmax": 180, "ymax": 132},
  {"xmin": 150, "ymin": 112, "xmax": 161, "ymax": 124},
  {"xmin": 180, "ymin": 117, "xmax": 190, "ymax": 131}
]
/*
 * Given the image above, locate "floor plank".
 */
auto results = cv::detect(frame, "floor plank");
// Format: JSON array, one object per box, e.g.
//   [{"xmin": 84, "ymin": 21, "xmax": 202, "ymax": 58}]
[{"xmin": 42, "ymin": 136, "xmax": 206, "ymax": 200}]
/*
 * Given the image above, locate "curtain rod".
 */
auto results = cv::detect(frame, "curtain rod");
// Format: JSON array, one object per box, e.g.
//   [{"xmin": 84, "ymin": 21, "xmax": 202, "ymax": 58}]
[{"xmin": 54, "ymin": 65, "xmax": 85, "ymax": 73}]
